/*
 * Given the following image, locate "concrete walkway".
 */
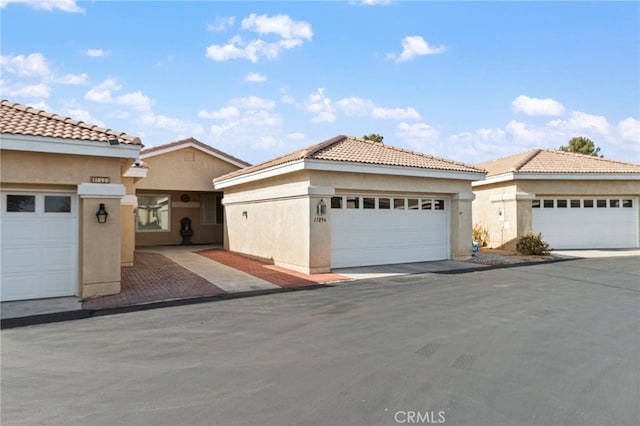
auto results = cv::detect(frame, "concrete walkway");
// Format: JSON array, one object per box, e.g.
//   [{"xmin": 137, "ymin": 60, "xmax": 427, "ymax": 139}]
[{"xmin": 140, "ymin": 245, "xmax": 279, "ymax": 293}]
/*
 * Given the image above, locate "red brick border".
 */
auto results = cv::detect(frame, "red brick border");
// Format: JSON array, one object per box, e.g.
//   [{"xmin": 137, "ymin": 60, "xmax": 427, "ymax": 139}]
[{"xmin": 196, "ymin": 249, "xmax": 351, "ymax": 288}]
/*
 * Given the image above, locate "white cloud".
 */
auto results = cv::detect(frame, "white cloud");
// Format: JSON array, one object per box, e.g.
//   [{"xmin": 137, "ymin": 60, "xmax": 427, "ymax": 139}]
[
  {"xmin": 618, "ymin": 117, "xmax": 640, "ymax": 143},
  {"xmin": 546, "ymin": 111, "xmax": 610, "ymax": 134},
  {"xmin": 242, "ymin": 110, "xmax": 281, "ymax": 127},
  {"xmin": 0, "ymin": 0, "xmax": 84, "ymax": 13},
  {"xmin": 207, "ymin": 16, "xmax": 236, "ymax": 32},
  {"xmin": 395, "ymin": 122, "xmax": 440, "ymax": 152},
  {"xmin": 84, "ymin": 79, "xmax": 153, "ymax": 111},
  {"xmin": 1, "ymin": 52, "xmax": 88, "ymax": 86},
  {"xmin": 512, "ymin": 95, "xmax": 565, "ymax": 116},
  {"xmin": 86, "ymin": 49, "xmax": 107, "ymax": 57},
  {"xmin": 306, "ymin": 88, "xmax": 335, "ymax": 123},
  {"xmin": 241, "ymin": 13, "xmax": 313, "ymax": 41},
  {"xmin": 506, "ymin": 120, "xmax": 547, "ymax": 143},
  {"xmin": 388, "ymin": 36, "xmax": 446, "ymax": 63},
  {"xmin": 207, "ymin": 109, "xmax": 284, "ymax": 157},
  {"xmin": 352, "ymin": 0, "xmax": 392, "ymax": 5},
  {"xmin": 116, "ymin": 91, "xmax": 153, "ymax": 111},
  {"xmin": 0, "ymin": 53, "xmax": 50, "ymax": 77},
  {"xmin": 335, "ymin": 97, "xmax": 375, "ymax": 116},
  {"xmin": 244, "ymin": 72, "xmax": 267, "ymax": 83},
  {"xmin": 56, "ymin": 73, "xmax": 88, "ymax": 85},
  {"xmin": 287, "ymin": 132, "xmax": 305, "ymax": 140},
  {"xmin": 372, "ymin": 106, "xmax": 420, "ymax": 120},
  {"xmin": 281, "ymin": 94, "xmax": 295, "ymax": 104},
  {"xmin": 334, "ymin": 96, "xmax": 420, "ymax": 121},
  {"xmin": 206, "ymin": 36, "xmax": 279, "ymax": 63},
  {"xmin": 140, "ymin": 112, "xmax": 204, "ymax": 136},
  {"xmin": 206, "ymin": 14, "xmax": 312, "ymax": 62},
  {"xmin": 198, "ymin": 106, "xmax": 240, "ymax": 120},
  {"xmin": 26, "ymin": 100, "xmax": 50, "ymax": 110},
  {"xmin": 229, "ymin": 95, "xmax": 275, "ymax": 110},
  {"xmin": 0, "ymin": 80, "xmax": 50, "ymax": 98},
  {"xmin": 396, "ymin": 122, "xmax": 439, "ymax": 141},
  {"xmin": 250, "ymin": 135, "xmax": 283, "ymax": 150},
  {"xmin": 66, "ymin": 108, "xmax": 105, "ymax": 127},
  {"xmin": 84, "ymin": 78, "xmax": 121, "ymax": 103}
]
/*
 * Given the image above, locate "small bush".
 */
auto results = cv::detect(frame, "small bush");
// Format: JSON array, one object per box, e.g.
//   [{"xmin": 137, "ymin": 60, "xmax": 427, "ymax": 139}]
[
  {"xmin": 472, "ymin": 224, "xmax": 489, "ymax": 247},
  {"xmin": 516, "ymin": 232, "xmax": 550, "ymax": 255}
]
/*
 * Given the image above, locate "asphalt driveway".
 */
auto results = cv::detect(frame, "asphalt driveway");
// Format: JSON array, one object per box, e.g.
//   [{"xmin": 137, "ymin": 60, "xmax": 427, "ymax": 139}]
[{"xmin": 1, "ymin": 256, "xmax": 638, "ymax": 426}]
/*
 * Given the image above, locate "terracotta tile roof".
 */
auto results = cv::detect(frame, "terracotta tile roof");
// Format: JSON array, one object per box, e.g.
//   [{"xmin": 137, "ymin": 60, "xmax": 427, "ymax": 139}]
[
  {"xmin": 479, "ymin": 149, "xmax": 640, "ymax": 177},
  {"xmin": 0, "ymin": 99, "xmax": 141, "ymax": 145},
  {"xmin": 214, "ymin": 135, "xmax": 485, "ymax": 183},
  {"xmin": 141, "ymin": 137, "xmax": 251, "ymax": 167}
]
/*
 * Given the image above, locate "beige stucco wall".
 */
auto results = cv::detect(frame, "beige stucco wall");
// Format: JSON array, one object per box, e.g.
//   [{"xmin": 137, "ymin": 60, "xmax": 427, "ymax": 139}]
[
  {"xmin": 473, "ymin": 179, "xmax": 640, "ymax": 249},
  {"xmin": 1, "ymin": 149, "xmax": 132, "ymax": 298},
  {"xmin": 136, "ymin": 147, "xmax": 240, "ymax": 192},
  {"xmin": 222, "ymin": 169, "xmax": 477, "ymax": 272},
  {"xmin": 1, "ymin": 150, "xmax": 123, "ymax": 185},
  {"xmin": 222, "ymin": 172, "xmax": 318, "ymax": 273}
]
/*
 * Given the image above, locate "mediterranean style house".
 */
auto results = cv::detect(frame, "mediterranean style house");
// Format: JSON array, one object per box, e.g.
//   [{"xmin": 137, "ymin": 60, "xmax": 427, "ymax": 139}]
[
  {"xmin": 0, "ymin": 100, "xmax": 144, "ymax": 301},
  {"xmin": 214, "ymin": 135, "xmax": 486, "ymax": 273},
  {"xmin": 472, "ymin": 149, "xmax": 640, "ymax": 250}
]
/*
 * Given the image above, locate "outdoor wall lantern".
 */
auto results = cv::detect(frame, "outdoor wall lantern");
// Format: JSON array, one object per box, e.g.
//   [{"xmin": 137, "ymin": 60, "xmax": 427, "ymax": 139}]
[
  {"xmin": 96, "ymin": 203, "xmax": 109, "ymax": 223},
  {"xmin": 317, "ymin": 199, "xmax": 327, "ymax": 216}
]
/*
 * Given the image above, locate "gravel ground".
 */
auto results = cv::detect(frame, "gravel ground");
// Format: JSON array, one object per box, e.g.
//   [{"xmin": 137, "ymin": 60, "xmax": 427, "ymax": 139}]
[{"xmin": 465, "ymin": 250, "xmax": 555, "ymax": 265}]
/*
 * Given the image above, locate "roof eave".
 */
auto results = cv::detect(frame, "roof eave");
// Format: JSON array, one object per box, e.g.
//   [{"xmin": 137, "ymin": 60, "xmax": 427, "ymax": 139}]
[
  {"xmin": 1, "ymin": 133, "xmax": 141, "ymax": 159},
  {"xmin": 473, "ymin": 171, "xmax": 640, "ymax": 187},
  {"xmin": 214, "ymin": 158, "xmax": 486, "ymax": 190}
]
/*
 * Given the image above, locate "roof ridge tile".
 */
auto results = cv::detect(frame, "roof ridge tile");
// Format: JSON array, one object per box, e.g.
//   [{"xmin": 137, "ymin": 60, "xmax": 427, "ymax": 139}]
[{"xmin": 511, "ymin": 149, "xmax": 542, "ymax": 172}]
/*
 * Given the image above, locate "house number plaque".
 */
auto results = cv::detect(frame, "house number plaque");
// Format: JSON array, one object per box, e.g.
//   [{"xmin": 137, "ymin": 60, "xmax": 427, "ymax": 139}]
[{"xmin": 91, "ymin": 176, "xmax": 111, "ymax": 184}]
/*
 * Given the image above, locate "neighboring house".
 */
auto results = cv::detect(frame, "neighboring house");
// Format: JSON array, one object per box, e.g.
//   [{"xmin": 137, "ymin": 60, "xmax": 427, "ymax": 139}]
[
  {"xmin": 213, "ymin": 135, "xmax": 486, "ymax": 273},
  {"xmin": 134, "ymin": 138, "xmax": 250, "ymax": 246},
  {"xmin": 472, "ymin": 149, "xmax": 640, "ymax": 250},
  {"xmin": 0, "ymin": 99, "xmax": 144, "ymax": 301}
]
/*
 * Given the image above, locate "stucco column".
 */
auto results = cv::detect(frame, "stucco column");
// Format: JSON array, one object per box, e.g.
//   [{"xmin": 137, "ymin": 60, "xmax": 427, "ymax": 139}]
[
  {"xmin": 308, "ymin": 186, "xmax": 335, "ymax": 274},
  {"xmin": 78, "ymin": 183, "xmax": 125, "ymax": 299},
  {"xmin": 489, "ymin": 192, "xmax": 535, "ymax": 250},
  {"xmin": 450, "ymin": 192, "xmax": 475, "ymax": 259},
  {"xmin": 120, "ymin": 194, "xmax": 137, "ymax": 267}
]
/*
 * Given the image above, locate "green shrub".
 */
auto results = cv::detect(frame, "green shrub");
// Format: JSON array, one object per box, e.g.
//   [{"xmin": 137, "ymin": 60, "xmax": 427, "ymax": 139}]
[
  {"xmin": 516, "ymin": 232, "xmax": 550, "ymax": 255},
  {"xmin": 472, "ymin": 224, "xmax": 489, "ymax": 247}
]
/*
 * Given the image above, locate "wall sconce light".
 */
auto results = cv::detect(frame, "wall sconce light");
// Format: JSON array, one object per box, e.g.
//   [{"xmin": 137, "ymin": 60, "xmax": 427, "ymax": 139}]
[
  {"xmin": 317, "ymin": 199, "xmax": 327, "ymax": 216},
  {"xmin": 242, "ymin": 211, "xmax": 248, "ymax": 218},
  {"xmin": 96, "ymin": 203, "xmax": 109, "ymax": 223}
]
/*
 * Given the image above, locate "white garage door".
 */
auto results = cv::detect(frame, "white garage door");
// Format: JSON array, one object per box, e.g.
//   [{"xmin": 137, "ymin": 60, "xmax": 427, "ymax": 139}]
[
  {"xmin": 331, "ymin": 195, "xmax": 449, "ymax": 268},
  {"xmin": 532, "ymin": 197, "xmax": 639, "ymax": 249},
  {"xmin": 1, "ymin": 192, "xmax": 78, "ymax": 301}
]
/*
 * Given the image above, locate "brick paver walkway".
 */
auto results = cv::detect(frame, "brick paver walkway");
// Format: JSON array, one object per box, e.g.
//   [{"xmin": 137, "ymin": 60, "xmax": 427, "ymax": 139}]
[
  {"xmin": 196, "ymin": 249, "xmax": 351, "ymax": 287},
  {"xmin": 82, "ymin": 252, "xmax": 225, "ymax": 310}
]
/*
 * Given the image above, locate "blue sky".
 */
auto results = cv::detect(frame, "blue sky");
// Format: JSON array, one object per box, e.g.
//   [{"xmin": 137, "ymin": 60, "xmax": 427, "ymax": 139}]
[{"xmin": 1, "ymin": 0, "xmax": 639, "ymax": 165}]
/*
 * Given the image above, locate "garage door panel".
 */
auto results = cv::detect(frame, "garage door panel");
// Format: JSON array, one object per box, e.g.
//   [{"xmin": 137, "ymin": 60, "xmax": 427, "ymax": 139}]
[
  {"xmin": 41, "ymin": 246, "xmax": 76, "ymax": 270},
  {"xmin": 1, "ymin": 273, "xmax": 41, "ymax": 301},
  {"xmin": 39, "ymin": 271, "xmax": 77, "ymax": 297},
  {"xmin": 331, "ymin": 196, "xmax": 449, "ymax": 268},
  {"xmin": 1, "ymin": 192, "xmax": 78, "ymax": 301},
  {"xmin": 532, "ymin": 197, "xmax": 638, "ymax": 249},
  {"xmin": 42, "ymin": 219, "xmax": 75, "ymax": 243},
  {"xmin": 1, "ymin": 247, "xmax": 42, "ymax": 272},
  {"xmin": 2, "ymin": 218, "xmax": 43, "ymax": 245}
]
